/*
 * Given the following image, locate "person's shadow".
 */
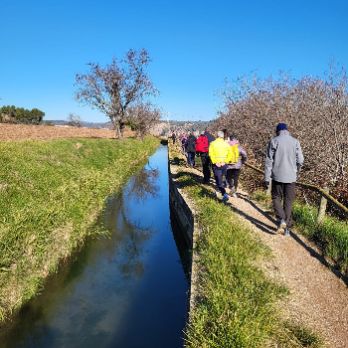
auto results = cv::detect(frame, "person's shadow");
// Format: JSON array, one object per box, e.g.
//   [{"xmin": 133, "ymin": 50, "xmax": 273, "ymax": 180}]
[{"xmin": 171, "ymin": 168, "xmax": 348, "ymax": 287}]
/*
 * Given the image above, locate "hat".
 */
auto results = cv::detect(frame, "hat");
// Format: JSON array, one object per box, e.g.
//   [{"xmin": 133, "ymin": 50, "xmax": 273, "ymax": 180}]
[
  {"xmin": 229, "ymin": 133, "xmax": 236, "ymax": 140},
  {"xmin": 276, "ymin": 123, "xmax": 288, "ymax": 132}
]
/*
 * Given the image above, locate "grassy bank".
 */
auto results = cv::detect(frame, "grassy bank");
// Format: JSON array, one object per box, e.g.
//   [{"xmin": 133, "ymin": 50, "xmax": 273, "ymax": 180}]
[
  {"xmin": 0, "ymin": 136, "xmax": 158, "ymax": 322},
  {"xmin": 292, "ymin": 203, "xmax": 348, "ymax": 275},
  {"xmin": 251, "ymin": 190, "xmax": 348, "ymax": 276},
  {"xmin": 169, "ymin": 148, "xmax": 321, "ymax": 347}
]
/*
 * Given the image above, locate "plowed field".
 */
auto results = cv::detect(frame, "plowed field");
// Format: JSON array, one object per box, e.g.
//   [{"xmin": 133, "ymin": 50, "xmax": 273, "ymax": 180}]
[{"xmin": 0, "ymin": 124, "xmax": 117, "ymax": 141}]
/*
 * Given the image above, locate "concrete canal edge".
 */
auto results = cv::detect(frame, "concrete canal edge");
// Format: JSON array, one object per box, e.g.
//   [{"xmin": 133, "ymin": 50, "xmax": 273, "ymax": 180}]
[{"xmin": 168, "ymin": 150, "xmax": 200, "ymax": 317}]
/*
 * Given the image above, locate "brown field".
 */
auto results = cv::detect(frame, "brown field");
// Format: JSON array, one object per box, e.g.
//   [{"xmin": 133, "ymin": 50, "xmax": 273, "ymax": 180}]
[{"xmin": 0, "ymin": 124, "xmax": 137, "ymax": 141}]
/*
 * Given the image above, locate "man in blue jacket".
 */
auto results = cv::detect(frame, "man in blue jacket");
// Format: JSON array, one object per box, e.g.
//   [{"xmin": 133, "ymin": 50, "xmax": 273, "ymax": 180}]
[{"xmin": 264, "ymin": 123, "xmax": 304, "ymax": 236}]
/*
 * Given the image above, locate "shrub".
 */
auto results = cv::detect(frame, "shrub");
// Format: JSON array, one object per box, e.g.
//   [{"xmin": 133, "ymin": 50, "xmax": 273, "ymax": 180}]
[{"xmin": 0, "ymin": 105, "xmax": 44, "ymax": 124}]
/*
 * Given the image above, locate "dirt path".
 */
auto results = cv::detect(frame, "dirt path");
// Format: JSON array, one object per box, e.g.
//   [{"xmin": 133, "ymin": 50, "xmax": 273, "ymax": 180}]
[
  {"xmin": 179, "ymin": 160, "xmax": 348, "ymax": 347},
  {"xmin": 224, "ymin": 188, "xmax": 348, "ymax": 347}
]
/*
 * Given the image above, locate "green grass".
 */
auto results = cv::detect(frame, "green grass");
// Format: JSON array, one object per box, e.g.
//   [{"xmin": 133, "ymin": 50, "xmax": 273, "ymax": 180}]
[
  {"xmin": 292, "ymin": 203, "xmax": 348, "ymax": 275},
  {"xmin": 169, "ymin": 145, "xmax": 322, "ymax": 347},
  {"xmin": 0, "ymin": 136, "xmax": 158, "ymax": 322}
]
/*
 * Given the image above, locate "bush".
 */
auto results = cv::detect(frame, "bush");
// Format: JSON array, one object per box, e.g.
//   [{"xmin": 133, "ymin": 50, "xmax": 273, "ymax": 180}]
[
  {"xmin": 0, "ymin": 105, "xmax": 44, "ymax": 124},
  {"xmin": 214, "ymin": 65, "xmax": 348, "ymax": 207}
]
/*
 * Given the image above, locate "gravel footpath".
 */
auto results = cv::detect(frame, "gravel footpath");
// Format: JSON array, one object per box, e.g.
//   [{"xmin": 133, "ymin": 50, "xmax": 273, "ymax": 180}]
[
  {"xmin": 176, "ymin": 156, "xmax": 348, "ymax": 347},
  {"xmin": 227, "ymin": 189, "xmax": 348, "ymax": 348}
]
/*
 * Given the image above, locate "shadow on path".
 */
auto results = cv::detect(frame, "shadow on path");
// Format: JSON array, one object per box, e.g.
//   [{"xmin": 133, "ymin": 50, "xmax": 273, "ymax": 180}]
[{"xmin": 171, "ymin": 167, "xmax": 348, "ymax": 287}]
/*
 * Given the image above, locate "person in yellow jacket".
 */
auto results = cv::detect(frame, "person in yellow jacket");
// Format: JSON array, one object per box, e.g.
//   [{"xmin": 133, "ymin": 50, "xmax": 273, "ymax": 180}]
[{"xmin": 209, "ymin": 130, "xmax": 233, "ymax": 202}]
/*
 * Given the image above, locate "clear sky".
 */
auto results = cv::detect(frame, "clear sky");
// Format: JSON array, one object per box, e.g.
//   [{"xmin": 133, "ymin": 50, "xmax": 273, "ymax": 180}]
[{"xmin": 0, "ymin": 0, "xmax": 347, "ymax": 122}]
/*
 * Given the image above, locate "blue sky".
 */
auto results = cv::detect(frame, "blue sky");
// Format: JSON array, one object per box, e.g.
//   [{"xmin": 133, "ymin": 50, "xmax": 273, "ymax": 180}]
[{"xmin": 0, "ymin": 0, "xmax": 347, "ymax": 122}]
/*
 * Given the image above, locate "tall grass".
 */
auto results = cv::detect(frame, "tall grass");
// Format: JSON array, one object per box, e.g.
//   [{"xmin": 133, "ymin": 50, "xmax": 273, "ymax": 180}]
[
  {"xmin": 0, "ymin": 137, "xmax": 158, "ymax": 322},
  {"xmin": 292, "ymin": 203, "xmax": 348, "ymax": 275}
]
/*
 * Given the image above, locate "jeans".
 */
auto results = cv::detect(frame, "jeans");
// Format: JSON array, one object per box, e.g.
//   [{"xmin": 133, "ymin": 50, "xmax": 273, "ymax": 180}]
[
  {"xmin": 199, "ymin": 152, "xmax": 211, "ymax": 183},
  {"xmin": 271, "ymin": 181, "xmax": 296, "ymax": 227},
  {"xmin": 226, "ymin": 168, "xmax": 240, "ymax": 190},
  {"xmin": 187, "ymin": 152, "xmax": 196, "ymax": 167},
  {"xmin": 213, "ymin": 164, "xmax": 228, "ymax": 195}
]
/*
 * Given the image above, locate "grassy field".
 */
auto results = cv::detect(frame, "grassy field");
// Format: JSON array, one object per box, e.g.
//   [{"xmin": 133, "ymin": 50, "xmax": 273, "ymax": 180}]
[
  {"xmin": 0, "ymin": 136, "xmax": 158, "ymax": 322},
  {"xmin": 169, "ymin": 147, "xmax": 321, "ymax": 347}
]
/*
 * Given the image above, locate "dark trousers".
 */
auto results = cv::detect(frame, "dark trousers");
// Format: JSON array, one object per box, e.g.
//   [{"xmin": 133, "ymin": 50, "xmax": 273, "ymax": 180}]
[
  {"xmin": 200, "ymin": 152, "xmax": 211, "ymax": 183},
  {"xmin": 271, "ymin": 181, "xmax": 296, "ymax": 227},
  {"xmin": 213, "ymin": 164, "xmax": 228, "ymax": 195},
  {"xmin": 187, "ymin": 152, "xmax": 195, "ymax": 167},
  {"xmin": 226, "ymin": 169, "xmax": 240, "ymax": 190}
]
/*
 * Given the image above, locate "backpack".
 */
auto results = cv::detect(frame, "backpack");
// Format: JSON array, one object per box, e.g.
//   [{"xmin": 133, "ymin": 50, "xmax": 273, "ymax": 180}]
[
  {"xmin": 230, "ymin": 144, "xmax": 240, "ymax": 163},
  {"xmin": 195, "ymin": 135, "xmax": 209, "ymax": 152}
]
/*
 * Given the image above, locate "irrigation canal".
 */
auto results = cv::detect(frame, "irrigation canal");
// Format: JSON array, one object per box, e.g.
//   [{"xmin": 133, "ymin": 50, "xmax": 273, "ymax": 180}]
[{"xmin": 1, "ymin": 145, "xmax": 189, "ymax": 348}]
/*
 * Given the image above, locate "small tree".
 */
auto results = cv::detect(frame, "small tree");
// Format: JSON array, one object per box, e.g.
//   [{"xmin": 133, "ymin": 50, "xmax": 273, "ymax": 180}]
[
  {"xmin": 75, "ymin": 49, "xmax": 157, "ymax": 138},
  {"xmin": 67, "ymin": 113, "xmax": 82, "ymax": 127},
  {"xmin": 125, "ymin": 103, "xmax": 161, "ymax": 138}
]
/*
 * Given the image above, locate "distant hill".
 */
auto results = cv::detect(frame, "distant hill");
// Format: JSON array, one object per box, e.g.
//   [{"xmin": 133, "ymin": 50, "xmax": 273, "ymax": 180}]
[
  {"xmin": 43, "ymin": 120, "xmax": 112, "ymax": 129},
  {"xmin": 43, "ymin": 119, "xmax": 212, "ymax": 135}
]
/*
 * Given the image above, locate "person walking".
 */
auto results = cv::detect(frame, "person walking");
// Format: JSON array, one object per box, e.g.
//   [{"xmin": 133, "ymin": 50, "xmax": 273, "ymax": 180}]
[
  {"xmin": 195, "ymin": 131, "xmax": 210, "ymax": 183},
  {"xmin": 171, "ymin": 131, "xmax": 176, "ymax": 144},
  {"xmin": 209, "ymin": 130, "xmax": 233, "ymax": 202},
  {"xmin": 204, "ymin": 128, "xmax": 215, "ymax": 145},
  {"xmin": 185, "ymin": 131, "xmax": 197, "ymax": 167},
  {"xmin": 180, "ymin": 133, "xmax": 187, "ymax": 154},
  {"xmin": 264, "ymin": 123, "xmax": 304, "ymax": 236},
  {"xmin": 202, "ymin": 128, "xmax": 216, "ymax": 183},
  {"xmin": 226, "ymin": 135, "xmax": 247, "ymax": 197}
]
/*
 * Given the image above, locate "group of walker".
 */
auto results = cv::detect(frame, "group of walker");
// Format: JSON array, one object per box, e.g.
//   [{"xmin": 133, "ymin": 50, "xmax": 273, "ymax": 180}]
[{"xmin": 172, "ymin": 122, "xmax": 304, "ymax": 236}]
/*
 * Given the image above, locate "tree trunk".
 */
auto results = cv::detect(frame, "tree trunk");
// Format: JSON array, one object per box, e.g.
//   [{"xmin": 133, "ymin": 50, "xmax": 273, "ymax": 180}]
[{"xmin": 114, "ymin": 121, "xmax": 122, "ymax": 138}]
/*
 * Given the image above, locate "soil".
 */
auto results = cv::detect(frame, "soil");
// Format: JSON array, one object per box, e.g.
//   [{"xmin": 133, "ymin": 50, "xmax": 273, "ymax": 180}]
[{"xmin": 0, "ymin": 124, "xmax": 134, "ymax": 141}]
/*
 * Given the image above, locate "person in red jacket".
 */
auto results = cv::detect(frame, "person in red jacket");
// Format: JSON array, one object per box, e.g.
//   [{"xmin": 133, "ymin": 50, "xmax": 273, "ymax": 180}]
[{"xmin": 196, "ymin": 130, "xmax": 211, "ymax": 183}]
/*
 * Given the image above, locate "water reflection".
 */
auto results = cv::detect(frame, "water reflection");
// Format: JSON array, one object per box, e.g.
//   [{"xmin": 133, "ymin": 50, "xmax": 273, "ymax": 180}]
[
  {"xmin": 0, "ymin": 145, "xmax": 188, "ymax": 348},
  {"xmin": 127, "ymin": 166, "xmax": 159, "ymax": 201}
]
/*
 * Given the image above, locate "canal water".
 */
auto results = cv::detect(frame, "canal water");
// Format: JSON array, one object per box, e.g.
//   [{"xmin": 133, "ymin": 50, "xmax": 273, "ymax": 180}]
[{"xmin": 0, "ymin": 145, "xmax": 188, "ymax": 348}]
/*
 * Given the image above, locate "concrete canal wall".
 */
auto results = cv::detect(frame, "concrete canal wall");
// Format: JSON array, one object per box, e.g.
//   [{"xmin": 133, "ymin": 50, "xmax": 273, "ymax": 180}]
[{"xmin": 168, "ymin": 154, "xmax": 200, "ymax": 314}]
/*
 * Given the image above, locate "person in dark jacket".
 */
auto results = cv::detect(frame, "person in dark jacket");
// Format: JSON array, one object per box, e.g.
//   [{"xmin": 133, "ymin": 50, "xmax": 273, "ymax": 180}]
[
  {"xmin": 185, "ymin": 131, "xmax": 197, "ymax": 167},
  {"xmin": 171, "ymin": 132, "xmax": 176, "ymax": 144},
  {"xmin": 264, "ymin": 123, "xmax": 304, "ymax": 236},
  {"xmin": 204, "ymin": 128, "xmax": 215, "ymax": 145}
]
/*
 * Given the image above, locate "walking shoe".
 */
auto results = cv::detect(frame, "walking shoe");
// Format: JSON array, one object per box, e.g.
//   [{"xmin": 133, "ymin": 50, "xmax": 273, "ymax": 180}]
[
  {"xmin": 276, "ymin": 220, "xmax": 287, "ymax": 234},
  {"xmin": 284, "ymin": 228, "xmax": 290, "ymax": 236},
  {"xmin": 222, "ymin": 193, "xmax": 230, "ymax": 202}
]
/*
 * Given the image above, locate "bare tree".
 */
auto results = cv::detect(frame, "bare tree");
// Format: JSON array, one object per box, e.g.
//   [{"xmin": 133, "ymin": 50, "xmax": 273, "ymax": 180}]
[
  {"xmin": 215, "ymin": 65, "xmax": 348, "ymax": 206},
  {"xmin": 67, "ymin": 113, "xmax": 82, "ymax": 127},
  {"xmin": 75, "ymin": 49, "xmax": 157, "ymax": 138},
  {"xmin": 125, "ymin": 103, "xmax": 161, "ymax": 138}
]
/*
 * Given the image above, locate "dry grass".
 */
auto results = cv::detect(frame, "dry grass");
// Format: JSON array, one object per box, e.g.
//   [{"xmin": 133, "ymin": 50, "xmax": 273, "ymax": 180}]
[{"xmin": 0, "ymin": 123, "xmax": 136, "ymax": 141}]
